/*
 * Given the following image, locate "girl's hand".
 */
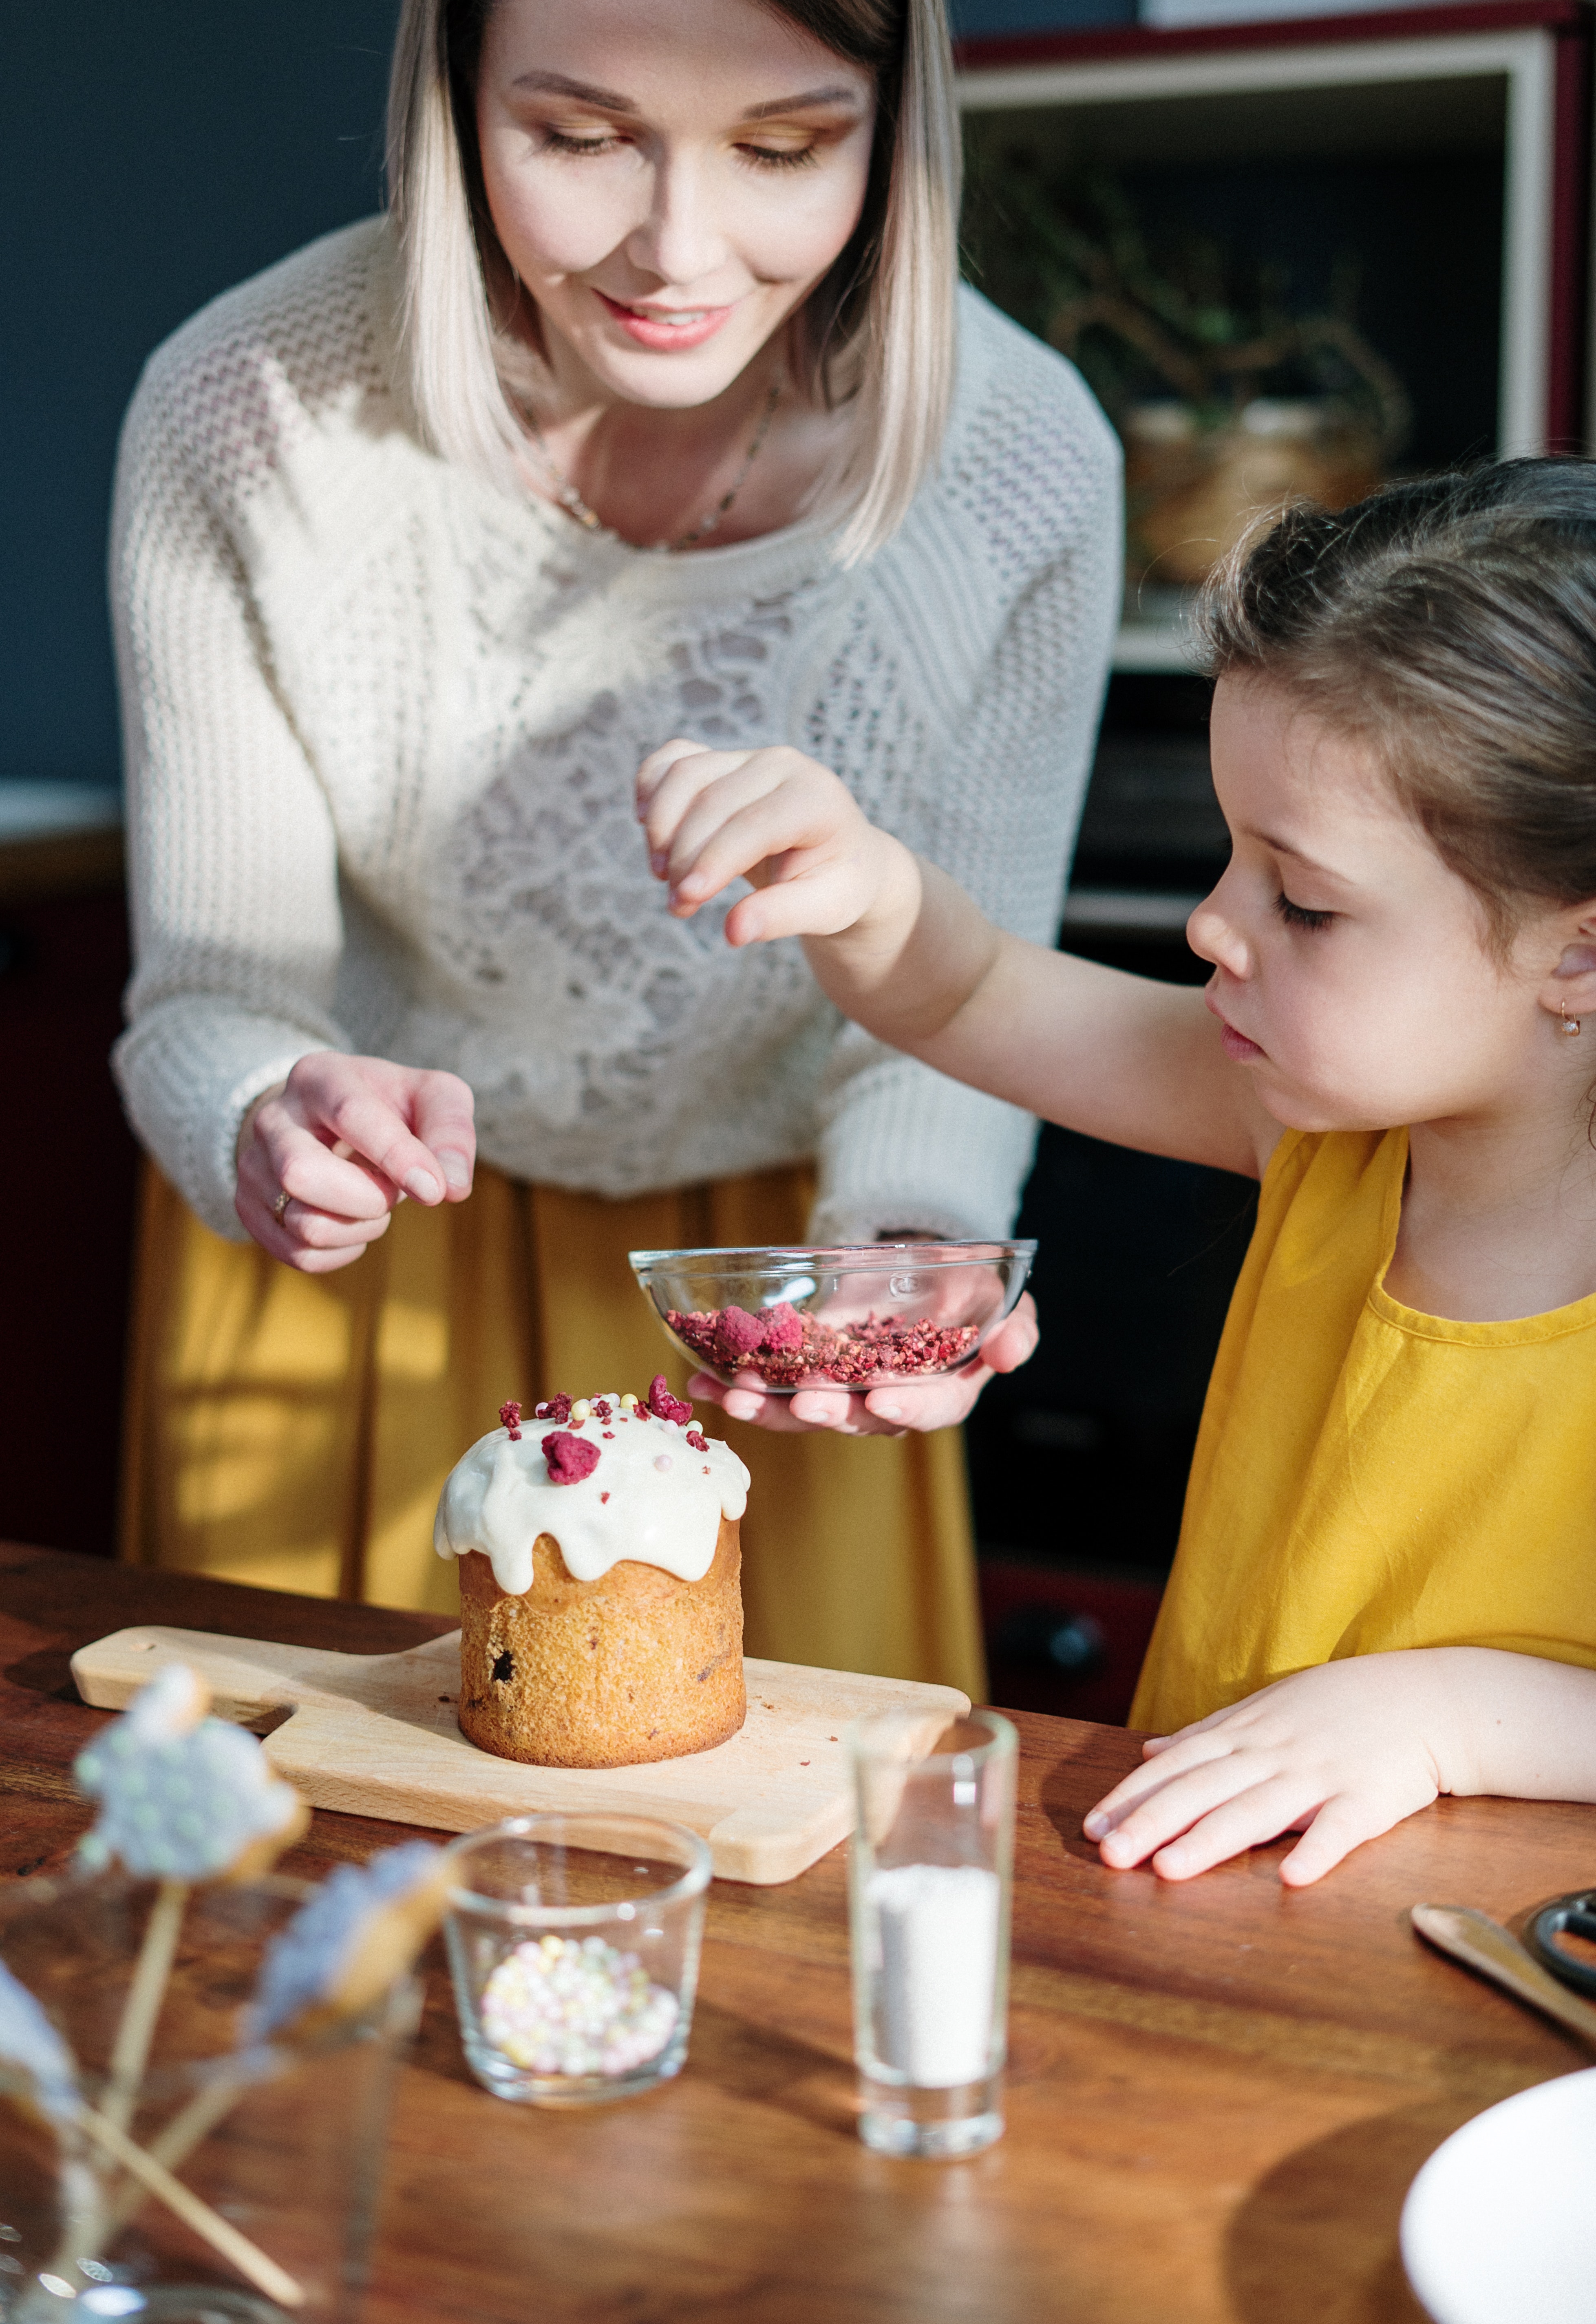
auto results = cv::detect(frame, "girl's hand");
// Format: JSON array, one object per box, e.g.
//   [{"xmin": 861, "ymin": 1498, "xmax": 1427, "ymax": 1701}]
[
  {"xmin": 689, "ymin": 1294, "xmax": 1040, "ymax": 1437},
  {"xmin": 236, "ymin": 1052, "xmax": 476, "ymax": 1273},
  {"xmin": 636, "ymin": 737, "xmax": 903, "ymax": 945},
  {"xmin": 1082, "ymin": 1654, "xmax": 1466, "ymax": 1887}
]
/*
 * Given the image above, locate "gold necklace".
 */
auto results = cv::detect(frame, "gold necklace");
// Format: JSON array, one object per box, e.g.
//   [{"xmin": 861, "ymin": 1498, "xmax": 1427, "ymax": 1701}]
[{"xmin": 526, "ymin": 372, "xmax": 784, "ymax": 553}]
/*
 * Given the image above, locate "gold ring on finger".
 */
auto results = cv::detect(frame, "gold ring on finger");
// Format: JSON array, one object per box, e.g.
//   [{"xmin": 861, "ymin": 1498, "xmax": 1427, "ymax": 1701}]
[{"xmin": 272, "ymin": 1188, "xmax": 291, "ymax": 1224}]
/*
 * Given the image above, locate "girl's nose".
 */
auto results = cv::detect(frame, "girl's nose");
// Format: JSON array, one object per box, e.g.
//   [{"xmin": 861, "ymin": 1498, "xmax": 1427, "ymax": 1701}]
[
  {"xmin": 1187, "ymin": 884, "xmax": 1251, "ymax": 979},
  {"xmin": 626, "ymin": 152, "xmax": 724, "ymax": 290}
]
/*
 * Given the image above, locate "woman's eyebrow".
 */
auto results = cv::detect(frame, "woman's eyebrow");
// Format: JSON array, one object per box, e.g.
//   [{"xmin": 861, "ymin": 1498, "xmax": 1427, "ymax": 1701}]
[
  {"xmin": 512, "ymin": 69, "xmax": 639, "ymax": 112},
  {"xmin": 739, "ymin": 86, "xmax": 865, "ymax": 121}
]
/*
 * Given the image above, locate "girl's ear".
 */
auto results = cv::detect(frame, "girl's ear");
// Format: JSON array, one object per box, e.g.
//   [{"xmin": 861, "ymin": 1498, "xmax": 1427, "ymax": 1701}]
[{"xmin": 1539, "ymin": 906, "xmax": 1596, "ymax": 1029}]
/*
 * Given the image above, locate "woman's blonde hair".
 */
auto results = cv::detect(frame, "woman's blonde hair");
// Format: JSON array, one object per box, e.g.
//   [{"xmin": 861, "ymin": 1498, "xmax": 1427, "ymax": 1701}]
[{"xmin": 386, "ymin": 0, "xmax": 960, "ymax": 565}]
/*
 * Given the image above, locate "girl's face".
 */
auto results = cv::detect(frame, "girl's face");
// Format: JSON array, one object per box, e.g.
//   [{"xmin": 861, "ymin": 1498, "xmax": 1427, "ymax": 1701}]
[
  {"xmin": 1189, "ymin": 678, "xmax": 1567, "ymax": 1132},
  {"xmin": 475, "ymin": 0, "xmax": 877, "ymax": 409}
]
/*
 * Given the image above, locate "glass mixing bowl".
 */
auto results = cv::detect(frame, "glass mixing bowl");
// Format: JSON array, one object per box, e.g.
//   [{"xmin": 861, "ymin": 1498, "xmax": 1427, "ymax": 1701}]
[{"xmin": 628, "ymin": 1240, "xmax": 1037, "ymax": 1393}]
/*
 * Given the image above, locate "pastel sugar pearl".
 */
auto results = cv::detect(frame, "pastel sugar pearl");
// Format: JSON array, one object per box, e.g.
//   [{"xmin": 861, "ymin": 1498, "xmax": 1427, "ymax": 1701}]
[{"xmin": 481, "ymin": 1935, "xmax": 678, "ymax": 2078}]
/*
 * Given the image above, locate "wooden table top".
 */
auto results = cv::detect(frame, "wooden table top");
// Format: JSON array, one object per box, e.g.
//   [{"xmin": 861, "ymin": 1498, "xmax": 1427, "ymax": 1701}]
[{"xmin": 4, "ymin": 1540, "xmax": 1594, "ymax": 2324}]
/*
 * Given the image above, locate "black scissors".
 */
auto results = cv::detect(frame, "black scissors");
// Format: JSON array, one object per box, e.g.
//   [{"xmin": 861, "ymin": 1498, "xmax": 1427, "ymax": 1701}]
[{"xmin": 1525, "ymin": 1888, "xmax": 1596, "ymax": 2000}]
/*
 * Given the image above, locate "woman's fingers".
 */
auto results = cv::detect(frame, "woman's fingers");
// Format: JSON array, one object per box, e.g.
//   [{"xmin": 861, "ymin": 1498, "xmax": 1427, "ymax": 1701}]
[
  {"xmin": 245, "ymin": 1107, "xmax": 394, "ymax": 1222},
  {"xmin": 236, "ymin": 1054, "xmax": 479, "ymax": 1272},
  {"xmin": 281, "ymin": 1059, "xmax": 454, "ymax": 1203},
  {"xmin": 977, "ymin": 1294, "xmax": 1039, "ymax": 1376},
  {"xmin": 407, "ymin": 1069, "xmax": 477, "ymax": 1197}
]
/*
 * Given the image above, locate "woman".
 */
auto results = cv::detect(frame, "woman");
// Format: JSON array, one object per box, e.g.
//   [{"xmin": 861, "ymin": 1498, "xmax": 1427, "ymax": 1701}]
[{"xmin": 110, "ymin": 0, "xmax": 1121, "ymax": 1693}]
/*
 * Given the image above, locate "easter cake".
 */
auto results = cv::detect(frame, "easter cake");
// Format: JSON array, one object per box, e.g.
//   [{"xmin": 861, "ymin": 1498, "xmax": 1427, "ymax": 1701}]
[{"xmin": 433, "ymin": 1379, "xmax": 750, "ymax": 1768}]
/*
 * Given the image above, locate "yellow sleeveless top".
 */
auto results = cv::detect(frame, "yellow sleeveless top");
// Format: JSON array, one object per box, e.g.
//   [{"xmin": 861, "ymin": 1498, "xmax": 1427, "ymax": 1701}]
[{"xmin": 1131, "ymin": 1127, "xmax": 1596, "ymax": 1734}]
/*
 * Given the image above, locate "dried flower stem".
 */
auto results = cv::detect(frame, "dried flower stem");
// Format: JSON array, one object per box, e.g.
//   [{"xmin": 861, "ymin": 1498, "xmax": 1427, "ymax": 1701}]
[
  {"xmin": 103, "ymin": 1879, "xmax": 189, "ymax": 2133},
  {"xmin": 75, "ymin": 2099, "xmax": 305, "ymax": 2309}
]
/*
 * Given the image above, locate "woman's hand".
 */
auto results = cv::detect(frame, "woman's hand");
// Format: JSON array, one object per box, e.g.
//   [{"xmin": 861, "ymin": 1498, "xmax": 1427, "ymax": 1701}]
[
  {"xmin": 690, "ymin": 1292, "xmax": 1039, "ymax": 1437},
  {"xmin": 636, "ymin": 736, "xmax": 905, "ymax": 946},
  {"xmin": 235, "ymin": 1053, "xmax": 476, "ymax": 1272}
]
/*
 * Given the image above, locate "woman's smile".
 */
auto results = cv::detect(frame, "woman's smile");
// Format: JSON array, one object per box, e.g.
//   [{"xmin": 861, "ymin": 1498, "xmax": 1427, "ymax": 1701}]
[{"xmin": 595, "ymin": 290, "xmax": 735, "ymax": 350}]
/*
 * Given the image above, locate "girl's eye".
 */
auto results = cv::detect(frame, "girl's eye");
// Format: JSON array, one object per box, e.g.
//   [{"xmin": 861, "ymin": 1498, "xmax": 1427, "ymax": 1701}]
[
  {"xmin": 1275, "ymin": 893, "xmax": 1336, "ymax": 932},
  {"xmin": 738, "ymin": 142, "xmax": 821, "ymax": 171}
]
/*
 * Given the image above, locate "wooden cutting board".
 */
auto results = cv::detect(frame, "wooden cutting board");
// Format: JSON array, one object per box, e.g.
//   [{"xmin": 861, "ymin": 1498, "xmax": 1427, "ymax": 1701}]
[{"xmin": 70, "ymin": 1627, "xmax": 968, "ymax": 1886}]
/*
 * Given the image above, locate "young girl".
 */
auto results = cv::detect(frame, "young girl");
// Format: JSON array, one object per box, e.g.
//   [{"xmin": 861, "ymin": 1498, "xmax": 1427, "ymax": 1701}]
[{"xmin": 638, "ymin": 458, "xmax": 1596, "ymax": 1887}]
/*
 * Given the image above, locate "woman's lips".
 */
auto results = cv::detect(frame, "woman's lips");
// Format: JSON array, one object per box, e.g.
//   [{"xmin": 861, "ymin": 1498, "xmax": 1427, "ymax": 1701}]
[{"xmin": 595, "ymin": 291, "xmax": 733, "ymax": 351}]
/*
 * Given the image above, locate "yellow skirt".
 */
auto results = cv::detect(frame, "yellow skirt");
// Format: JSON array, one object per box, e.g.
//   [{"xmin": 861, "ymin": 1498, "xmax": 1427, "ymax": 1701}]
[{"xmin": 119, "ymin": 1161, "xmax": 987, "ymax": 1697}]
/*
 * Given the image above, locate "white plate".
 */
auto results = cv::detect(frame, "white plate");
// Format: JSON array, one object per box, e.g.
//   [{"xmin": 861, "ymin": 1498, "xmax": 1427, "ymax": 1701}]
[{"xmin": 1401, "ymin": 2066, "xmax": 1596, "ymax": 2323}]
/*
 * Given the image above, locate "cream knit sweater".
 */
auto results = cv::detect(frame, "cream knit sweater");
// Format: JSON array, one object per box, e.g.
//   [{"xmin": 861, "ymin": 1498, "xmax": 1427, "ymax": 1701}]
[{"xmin": 110, "ymin": 219, "xmax": 1121, "ymax": 1245}]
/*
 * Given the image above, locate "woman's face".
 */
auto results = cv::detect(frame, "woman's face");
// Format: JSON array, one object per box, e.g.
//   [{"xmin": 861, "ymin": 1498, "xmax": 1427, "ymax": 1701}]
[{"xmin": 476, "ymin": 0, "xmax": 878, "ymax": 409}]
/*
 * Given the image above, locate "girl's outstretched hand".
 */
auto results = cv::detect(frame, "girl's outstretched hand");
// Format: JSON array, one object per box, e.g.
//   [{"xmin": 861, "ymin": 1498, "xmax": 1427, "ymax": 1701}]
[
  {"xmin": 236, "ymin": 1052, "xmax": 476, "ymax": 1272},
  {"xmin": 1081, "ymin": 1653, "xmax": 1467, "ymax": 1887},
  {"xmin": 636, "ymin": 737, "xmax": 903, "ymax": 945}
]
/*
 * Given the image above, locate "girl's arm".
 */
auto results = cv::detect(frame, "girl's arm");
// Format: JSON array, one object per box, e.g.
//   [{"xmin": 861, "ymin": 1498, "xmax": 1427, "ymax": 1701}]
[
  {"xmin": 638, "ymin": 741, "xmax": 1278, "ymax": 1180},
  {"xmin": 1084, "ymin": 1649, "xmax": 1596, "ymax": 1885}
]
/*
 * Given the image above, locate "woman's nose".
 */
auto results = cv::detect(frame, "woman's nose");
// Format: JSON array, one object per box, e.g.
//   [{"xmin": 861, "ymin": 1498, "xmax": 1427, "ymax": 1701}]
[
  {"xmin": 1187, "ymin": 883, "xmax": 1251, "ymax": 979},
  {"xmin": 626, "ymin": 152, "xmax": 725, "ymax": 290}
]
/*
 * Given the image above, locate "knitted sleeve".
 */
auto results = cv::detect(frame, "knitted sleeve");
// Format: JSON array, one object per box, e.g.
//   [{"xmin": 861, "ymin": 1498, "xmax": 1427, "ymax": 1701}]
[
  {"xmin": 109, "ymin": 350, "xmax": 350, "ymax": 1241},
  {"xmin": 806, "ymin": 331, "xmax": 1123, "ymax": 1247}
]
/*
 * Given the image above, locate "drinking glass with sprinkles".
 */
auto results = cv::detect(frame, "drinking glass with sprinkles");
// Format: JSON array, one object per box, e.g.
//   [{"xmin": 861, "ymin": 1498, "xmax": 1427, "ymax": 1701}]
[
  {"xmin": 443, "ymin": 1813, "xmax": 712, "ymax": 2106},
  {"xmin": 629, "ymin": 1240, "xmax": 1036, "ymax": 1392}
]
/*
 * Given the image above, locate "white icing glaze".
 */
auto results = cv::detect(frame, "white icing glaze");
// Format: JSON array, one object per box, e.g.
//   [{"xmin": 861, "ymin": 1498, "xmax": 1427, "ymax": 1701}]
[{"xmin": 433, "ymin": 1393, "xmax": 750, "ymax": 1596}]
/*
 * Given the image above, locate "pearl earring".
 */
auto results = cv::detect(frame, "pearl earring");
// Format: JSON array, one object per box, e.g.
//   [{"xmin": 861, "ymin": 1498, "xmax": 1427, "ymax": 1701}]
[{"xmin": 1563, "ymin": 1013, "xmax": 1583, "ymax": 1036}]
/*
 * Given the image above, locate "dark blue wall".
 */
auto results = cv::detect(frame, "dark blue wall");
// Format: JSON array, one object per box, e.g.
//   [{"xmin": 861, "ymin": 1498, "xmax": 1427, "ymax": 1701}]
[
  {"xmin": 3, "ymin": 2, "xmax": 1128, "ymax": 789},
  {"xmin": 2, "ymin": 5, "xmax": 400, "ymax": 787},
  {"xmin": 950, "ymin": 0, "xmax": 1133, "ymax": 32}
]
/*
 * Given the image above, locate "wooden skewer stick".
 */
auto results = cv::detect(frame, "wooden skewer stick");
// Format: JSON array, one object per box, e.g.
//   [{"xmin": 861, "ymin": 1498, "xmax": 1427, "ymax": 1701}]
[
  {"xmin": 74, "ymin": 2100, "xmax": 305, "ymax": 2310},
  {"xmin": 1411, "ymin": 1903, "xmax": 1596, "ymax": 2049}
]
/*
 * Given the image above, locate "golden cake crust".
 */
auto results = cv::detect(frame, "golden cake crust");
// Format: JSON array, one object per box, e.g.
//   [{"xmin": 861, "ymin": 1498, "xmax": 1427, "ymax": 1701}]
[{"xmin": 456, "ymin": 1517, "xmax": 745, "ymax": 1767}]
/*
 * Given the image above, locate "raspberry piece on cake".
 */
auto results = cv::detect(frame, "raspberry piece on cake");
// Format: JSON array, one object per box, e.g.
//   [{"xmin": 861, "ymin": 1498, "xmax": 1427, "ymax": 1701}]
[
  {"xmin": 542, "ymin": 1431, "xmax": 600, "ymax": 1485},
  {"xmin": 646, "ymin": 1374, "xmax": 693, "ymax": 1426}
]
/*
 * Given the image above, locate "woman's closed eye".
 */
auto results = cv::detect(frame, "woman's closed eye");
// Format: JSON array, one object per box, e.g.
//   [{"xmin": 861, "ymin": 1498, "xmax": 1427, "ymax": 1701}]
[
  {"xmin": 539, "ymin": 130, "xmax": 824, "ymax": 172},
  {"xmin": 1275, "ymin": 892, "xmax": 1337, "ymax": 932},
  {"xmin": 542, "ymin": 126, "xmax": 626, "ymax": 158},
  {"xmin": 737, "ymin": 141, "xmax": 822, "ymax": 171}
]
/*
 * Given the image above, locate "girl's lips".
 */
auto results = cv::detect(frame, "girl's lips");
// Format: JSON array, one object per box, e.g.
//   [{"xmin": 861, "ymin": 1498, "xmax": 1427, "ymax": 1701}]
[
  {"xmin": 1206, "ymin": 986, "xmax": 1265, "ymax": 1061},
  {"xmin": 594, "ymin": 291, "xmax": 733, "ymax": 351}
]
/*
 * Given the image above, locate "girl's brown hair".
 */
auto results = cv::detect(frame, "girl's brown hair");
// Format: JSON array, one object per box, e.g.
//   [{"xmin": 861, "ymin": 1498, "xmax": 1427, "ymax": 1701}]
[
  {"xmin": 386, "ymin": 0, "xmax": 960, "ymax": 564},
  {"xmin": 1196, "ymin": 461, "xmax": 1596, "ymax": 936}
]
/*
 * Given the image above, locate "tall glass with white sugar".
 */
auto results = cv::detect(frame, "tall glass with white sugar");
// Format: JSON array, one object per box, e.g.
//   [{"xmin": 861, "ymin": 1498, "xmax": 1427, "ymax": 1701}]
[{"xmin": 846, "ymin": 1706, "xmax": 1017, "ymax": 2158}]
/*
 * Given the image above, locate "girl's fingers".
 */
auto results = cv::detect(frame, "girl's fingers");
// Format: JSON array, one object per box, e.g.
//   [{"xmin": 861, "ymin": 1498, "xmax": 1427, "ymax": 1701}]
[
  {"xmin": 1146, "ymin": 1773, "xmax": 1322, "ymax": 1881},
  {"xmin": 664, "ymin": 787, "xmax": 833, "ymax": 919},
  {"xmin": 1277, "ymin": 1797, "xmax": 1382, "ymax": 1888},
  {"xmin": 1092, "ymin": 1748, "xmax": 1287, "ymax": 1866},
  {"xmin": 636, "ymin": 736, "xmax": 721, "ymax": 817},
  {"xmin": 640, "ymin": 744, "xmax": 758, "ymax": 860},
  {"xmin": 659, "ymin": 749, "xmax": 812, "ymax": 875}
]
